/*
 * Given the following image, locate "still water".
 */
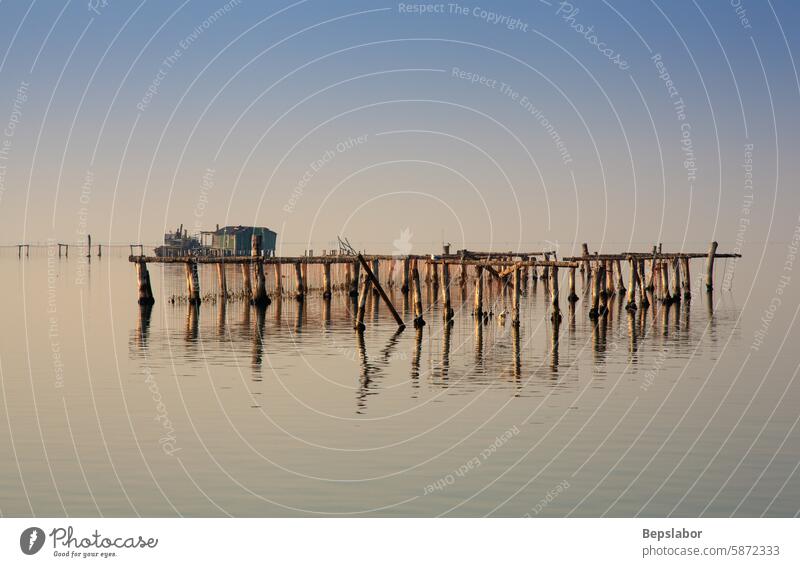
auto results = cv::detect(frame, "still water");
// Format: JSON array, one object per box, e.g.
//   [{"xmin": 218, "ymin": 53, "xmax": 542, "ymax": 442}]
[{"xmin": 0, "ymin": 246, "xmax": 798, "ymax": 517}]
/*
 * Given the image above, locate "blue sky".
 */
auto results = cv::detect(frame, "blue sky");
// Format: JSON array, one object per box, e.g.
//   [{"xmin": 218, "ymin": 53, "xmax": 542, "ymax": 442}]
[{"xmin": 0, "ymin": 0, "xmax": 798, "ymax": 254}]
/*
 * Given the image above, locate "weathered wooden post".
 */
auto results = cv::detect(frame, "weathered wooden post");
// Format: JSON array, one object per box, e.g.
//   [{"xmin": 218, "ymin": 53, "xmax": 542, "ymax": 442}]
[
  {"xmin": 581, "ymin": 243, "xmax": 590, "ymax": 275},
  {"xmin": 136, "ymin": 260, "xmax": 155, "ymax": 305},
  {"xmin": 705, "ymin": 241, "xmax": 718, "ymax": 291},
  {"xmin": 599, "ymin": 263, "xmax": 608, "ymax": 313},
  {"xmin": 186, "ymin": 260, "xmax": 201, "ymax": 305},
  {"xmin": 568, "ymin": 265, "xmax": 578, "ymax": 302},
  {"xmin": 541, "ymin": 252, "xmax": 550, "ymax": 281},
  {"xmin": 216, "ymin": 263, "xmax": 227, "ymax": 299},
  {"xmin": 412, "ymin": 259, "xmax": 425, "ymax": 327},
  {"xmin": 474, "ymin": 265, "xmax": 484, "ymax": 317},
  {"xmin": 615, "ymin": 259, "xmax": 625, "ymax": 295},
  {"xmin": 431, "ymin": 261, "xmax": 439, "ymax": 287},
  {"xmin": 294, "ymin": 262, "xmax": 305, "ymax": 301},
  {"xmin": 660, "ymin": 261, "xmax": 671, "ymax": 304},
  {"xmin": 87, "ymin": 234, "xmax": 92, "ymax": 257},
  {"xmin": 349, "ymin": 259, "xmax": 360, "ymax": 297},
  {"xmin": 638, "ymin": 258, "xmax": 649, "ymax": 307},
  {"xmin": 671, "ymin": 257, "xmax": 681, "ymax": 303},
  {"xmin": 681, "ymin": 257, "xmax": 691, "ymax": 299},
  {"xmin": 354, "ymin": 276, "xmax": 373, "ymax": 331},
  {"xmin": 441, "ymin": 260, "xmax": 453, "ymax": 321},
  {"xmin": 647, "ymin": 246, "xmax": 657, "ymax": 291},
  {"xmin": 606, "ymin": 259, "xmax": 615, "ymax": 295},
  {"xmin": 97, "ymin": 244, "xmax": 102, "ymax": 258},
  {"xmin": 550, "ymin": 264, "xmax": 561, "ymax": 322},
  {"xmin": 251, "ymin": 235, "xmax": 269, "ymax": 307},
  {"xmin": 241, "ymin": 263, "xmax": 252, "ymax": 299},
  {"xmin": 511, "ymin": 266, "xmax": 521, "ymax": 326},
  {"xmin": 589, "ymin": 264, "xmax": 602, "ymax": 319},
  {"xmin": 322, "ymin": 262, "xmax": 332, "ymax": 299},
  {"xmin": 626, "ymin": 257, "xmax": 638, "ymax": 311},
  {"xmin": 401, "ymin": 257, "xmax": 410, "ymax": 294}
]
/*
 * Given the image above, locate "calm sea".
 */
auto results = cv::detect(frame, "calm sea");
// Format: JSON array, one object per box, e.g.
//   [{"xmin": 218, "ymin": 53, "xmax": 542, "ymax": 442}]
[{"xmin": 0, "ymin": 244, "xmax": 798, "ymax": 517}]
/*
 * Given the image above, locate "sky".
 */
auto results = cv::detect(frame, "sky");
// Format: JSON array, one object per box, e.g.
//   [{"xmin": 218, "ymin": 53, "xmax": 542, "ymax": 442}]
[{"xmin": 0, "ymin": 0, "xmax": 798, "ymax": 255}]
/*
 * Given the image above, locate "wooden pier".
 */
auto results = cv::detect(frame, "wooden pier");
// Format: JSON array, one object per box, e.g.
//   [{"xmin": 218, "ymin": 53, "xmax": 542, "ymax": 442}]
[{"xmin": 128, "ymin": 240, "xmax": 740, "ymax": 330}]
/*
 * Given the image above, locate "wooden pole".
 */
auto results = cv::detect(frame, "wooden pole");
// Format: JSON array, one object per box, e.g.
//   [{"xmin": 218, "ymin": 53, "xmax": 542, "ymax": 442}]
[
  {"xmin": 349, "ymin": 259, "xmax": 360, "ymax": 297},
  {"xmin": 626, "ymin": 258, "xmax": 638, "ymax": 310},
  {"xmin": 681, "ymin": 257, "xmax": 691, "ymax": 299},
  {"xmin": 294, "ymin": 262, "xmax": 304, "ymax": 301},
  {"xmin": 441, "ymin": 260, "xmax": 453, "ymax": 321},
  {"xmin": 216, "ymin": 263, "xmax": 227, "ymax": 299},
  {"xmin": 705, "ymin": 241, "xmax": 718, "ymax": 291},
  {"xmin": 638, "ymin": 258, "xmax": 649, "ymax": 307},
  {"xmin": 322, "ymin": 263, "xmax": 332, "ymax": 299},
  {"xmin": 589, "ymin": 264, "xmax": 602, "ymax": 319},
  {"xmin": 238, "ymin": 262, "xmax": 250, "ymax": 298},
  {"xmin": 581, "ymin": 243, "xmax": 590, "ymax": 275},
  {"xmin": 550, "ymin": 264, "xmax": 561, "ymax": 322},
  {"xmin": 660, "ymin": 261, "xmax": 671, "ymax": 304},
  {"xmin": 358, "ymin": 254, "xmax": 405, "ymax": 329},
  {"xmin": 412, "ymin": 259, "xmax": 425, "ymax": 328},
  {"xmin": 568, "ymin": 266, "xmax": 578, "ymax": 302},
  {"xmin": 87, "ymin": 234, "xmax": 92, "ymax": 258},
  {"xmin": 615, "ymin": 258, "xmax": 625, "ymax": 295},
  {"xmin": 512, "ymin": 266, "xmax": 521, "ymax": 326},
  {"xmin": 97, "ymin": 244, "xmax": 102, "ymax": 258},
  {"xmin": 186, "ymin": 260, "xmax": 201, "ymax": 305},
  {"xmin": 136, "ymin": 260, "xmax": 155, "ymax": 305},
  {"xmin": 671, "ymin": 257, "xmax": 681, "ymax": 303},
  {"xmin": 354, "ymin": 276, "xmax": 372, "ymax": 331},
  {"xmin": 474, "ymin": 265, "xmax": 484, "ymax": 317},
  {"xmin": 599, "ymin": 263, "xmax": 608, "ymax": 313},
  {"xmin": 401, "ymin": 257, "xmax": 410, "ymax": 294},
  {"xmin": 252, "ymin": 260, "xmax": 269, "ymax": 306},
  {"xmin": 647, "ymin": 246, "xmax": 657, "ymax": 291},
  {"xmin": 605, "ymin": 259, "xmax": 615, "ymax": 295}
]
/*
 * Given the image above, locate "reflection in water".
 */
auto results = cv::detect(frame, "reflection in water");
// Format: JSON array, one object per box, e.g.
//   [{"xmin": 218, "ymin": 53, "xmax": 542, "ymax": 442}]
[
  {"xmin": 252, "ymin": 305, "xmax": 266, "ymax": 371},
  {"xmin": 217, "ymin": 300, "xmax": 226, "ymax": 338},
  {"xmin": 410, "ymin": 327, "xmax": 423, "ymax": 389},
  {"xmin": 186, "ymin": 304, "xmax": 199, "ymax": 343},
  {"xmin": 549, "ymin": 316, "xmax": 560, "ymax": 373},
  {"xmin": 474, "ymin": 317, "xmax": 483, "ymax": 367},
  {"xmin": 511, "ymin": 323, "xmax": 521, "ymax": 379},
  {"xmin": 135, "ymin": 304, "xmax": 153, "ymax": 352},
  {"xmin": 439, "ymin": 321, "xmax": 452, "ymax": 381}
]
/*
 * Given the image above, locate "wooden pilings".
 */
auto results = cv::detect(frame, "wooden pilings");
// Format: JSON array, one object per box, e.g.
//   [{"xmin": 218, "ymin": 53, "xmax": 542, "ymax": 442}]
[
  {"xmin": 511, "ymin": 266, "xmax": 521, "ymax": 326},
  {"xmin": 550, "ymin": 265, "xmax": 561, "ymax": 322},
  {"xmin": 349, "ymin": 259, "xmax": 360, "ymax": 297},
  {"xmin": 615, "ymin": 259, "xmax": 625, "ymax": 295},
  {"xmin": 354, "ymin": 275, "xmax": 372, "ymax": 331},
  {"xmin": 252, "ymin": 261, "xmax": 269, "ymax": 306},
  {"xmin": 185, "ymin": 260, "xmax": 201, "ymax": 305},
  {"xmin": 358, "ymin": 254, "xmax": 405, "ymax": 330},
  {"xmin": 401, "ymin": 257, "xmax": 410, "ymax": 294},
  {"xmin": 589, "ymin": 264, "xmax": 603, "ymax": 319},
  {"xmin": 638, "ymin": 258, "xmax": 649, "ymax": 307},
  {"xmin": 322, "ymin": 263, "xmax": 332, "ymax": 299},
  {"xmin": 87, "ymin": 234, "xmax": 92, "ymax": 258},
  {"xmin": 474, "ymin": 265, "xmax": 484, "ymax": 317},
  {"xmin": 705, "ymin": 240, "xmax": 718, "ymax": 291},
  {"xmin": 626, "ymin": 257, "xmax": 638, "ymax": 310},
  {"xmin": 216, "ymin": 263, "xmax": 227, "ymax": 299},
  {"xmin": 371, "ymin": 259, "xmax": 380, "ymax": 296},
  {"xmin": 241, "ymin": 263, "xmax": 252, "ymax": 298},
  {"xmin": 671, "ymin": 257, "xmax": 681, "ymax": 303},
  {"xmin": 274, "ymin": 262, "xmax": 283, "ymax": 295},
  {"xmin": 136, "ymin": 260, "xmax": 155, "ymax": 305},
  {"xmin": 441, "ymin": 260, "xmax": 453, "ymax": 321},
  {"xmin": 412, "ymin": 259, "xmax": 425, "ymax": 327},
  {"xmin": 568, "ymin": 266, "xmax": 578, "ymax": 302},
  {"xmin": 681, "ymin": 256, "xmax": 691, "ymax": 299},
  {"xmin": 581, "ymin": 243, "xmax": 590, "ymax": 274}
]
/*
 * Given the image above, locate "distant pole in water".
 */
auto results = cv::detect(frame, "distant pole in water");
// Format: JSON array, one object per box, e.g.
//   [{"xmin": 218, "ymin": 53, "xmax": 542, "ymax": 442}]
[
  {"xmin": 401, "ymin": 257, "xmax": 410, "ymax": 294},
  {"xmin": 216, "ymin": 263, "xmax": 227, "ymax": 299},
  {"xmin": 638, "ymin": 258, "xmax": 649, "ymax": 307},
  {"xmin": 354, "ymin": 275, "xmax": 372, "ymax": 332},
  {"xmin": 241, "ymin": 263, "xmax": 252, "ymax": 299},
  {"xmin": 615, "ymin": 258, "xmax": 625, "ymax": 295},
  {"xmin": 705, "ymin": 241, "xmax": 718, "ymax": 291},
  {"xmin": 511, "ymin": 265, "xmax": 521, "ymax": 326},
  {"xmin": 671, "ymin": 257, "xmax": 682, "ymax": 303},
  {"xmin": 186, "ymin": 260, "xmax": 201, "ymax": 305},
  {"xmin": 97, "ymin": 244, "xmax": 102, "ymax": 258},
  {"xmin": 87, "ymin": 234, "xmax": 92, "ymax": 258},
  {"xmin": 349, "ymin": 259, "xmax": 360, "ymax": 298},
  {"xmin": 568, "ymin": 265, "xmax": 578, "ymax": 302},
  {"xmin": 274, "ymin": 261, "xmax": 283, "ymax": 296},
  {"xmin": 589, "ymin": 263, "xmax": 602, "ymax": 319},
  {"xmin": 581, "ymin": 243, "xmax": 590, "ymax": 275}
]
